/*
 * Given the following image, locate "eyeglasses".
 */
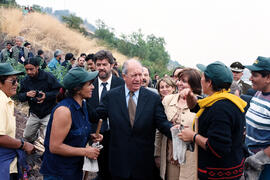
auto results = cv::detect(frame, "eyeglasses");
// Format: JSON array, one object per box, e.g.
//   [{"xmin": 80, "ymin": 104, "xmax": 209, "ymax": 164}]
[{"xmin": 6, "ymin": 79, "xmax": 18, "ymax": 85}]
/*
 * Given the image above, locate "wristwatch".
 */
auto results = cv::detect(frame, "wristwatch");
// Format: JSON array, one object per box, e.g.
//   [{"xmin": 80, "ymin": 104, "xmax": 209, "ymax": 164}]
[{"xmin": 19, "ymin": 138, "xmax": 24, "ymax": 150}]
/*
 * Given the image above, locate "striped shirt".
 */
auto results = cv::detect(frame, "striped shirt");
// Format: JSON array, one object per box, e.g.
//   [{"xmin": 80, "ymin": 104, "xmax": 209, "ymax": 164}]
[{"xmin": 245, "ymin": 91, "xmax": 270, "ymax": 150}]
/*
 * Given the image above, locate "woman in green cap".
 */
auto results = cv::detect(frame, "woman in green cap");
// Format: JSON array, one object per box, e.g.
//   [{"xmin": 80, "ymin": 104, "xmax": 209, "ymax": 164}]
[
  {"xmin": 0, "ymin": 63, "xmax": 34, "ymax": 180},
  {"xmin": 40, "ymin": 67, "xmax": 102, "ymax": 180},
  {"xmin": 178, "ymin": 61, "xmax": 247, "ymax": 179}
]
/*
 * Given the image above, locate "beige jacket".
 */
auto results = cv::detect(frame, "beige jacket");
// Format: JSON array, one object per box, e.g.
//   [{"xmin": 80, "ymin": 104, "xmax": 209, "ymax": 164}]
[{"xmin": 155, "ymin": 94, "xmax": 196, "ymax": 180}]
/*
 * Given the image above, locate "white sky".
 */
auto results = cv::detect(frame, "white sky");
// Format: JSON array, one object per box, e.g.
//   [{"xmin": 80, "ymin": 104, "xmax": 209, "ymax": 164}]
[{"xmin": 16, "ymin": 0, "xmax": 270, "ymax": 68}]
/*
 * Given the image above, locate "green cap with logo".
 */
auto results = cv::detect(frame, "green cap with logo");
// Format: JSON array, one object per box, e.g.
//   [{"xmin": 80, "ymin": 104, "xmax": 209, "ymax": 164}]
[
  {"xmin": 196, "ymin": 61, "xmax": 233, "ymax": 86},
  {"xmin": 63, "ymin": 67, "xmax": 98, "ymax": 90},
  {"xmin": 0, "ymin": 63, "xmax": 24, "ymax": 76},
  {"xmin": 245, "ymin": 56, "xmax": 270, "ymax": 72}
]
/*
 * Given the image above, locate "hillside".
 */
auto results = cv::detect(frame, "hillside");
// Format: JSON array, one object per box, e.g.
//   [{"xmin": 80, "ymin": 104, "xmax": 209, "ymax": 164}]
[{"xmin": 0, "ymin": 7, "xmax": 128, "ymax": 64}]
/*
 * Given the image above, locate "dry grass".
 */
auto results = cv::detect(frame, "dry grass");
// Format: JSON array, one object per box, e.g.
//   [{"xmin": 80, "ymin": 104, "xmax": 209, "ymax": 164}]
[{"xmin": 0, "ymin": 7, "xmax": 128, "ymax": 64}]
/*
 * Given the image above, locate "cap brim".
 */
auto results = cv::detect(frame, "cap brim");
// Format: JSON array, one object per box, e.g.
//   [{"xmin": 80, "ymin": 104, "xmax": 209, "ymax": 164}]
[
  {"xmin": 196, "ymin": 64, "xmax": 206, "ymax": 72},
  {"xmin": 2, "ymin": 70, "xmax": 24, "ymax": 76},
  {"xmin": 83, "ymin": 71, "xmax": 98, "ymax": 83},
  {"xmin": 230, "ymin": 68, "xmax": 243, "ymax": 72},
  {"xmin": 245, "ymin": 65, "xmax": 264, "ymax": 71}
]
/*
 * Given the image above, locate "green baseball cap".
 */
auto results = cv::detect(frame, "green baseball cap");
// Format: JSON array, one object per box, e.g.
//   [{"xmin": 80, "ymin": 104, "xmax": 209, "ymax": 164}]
[
  {"xmin": 63, "ymin": 67, "xmax": 98, "ymax": 90},
  {"xmin": 245, "ymin": 56, "xmax": 270, "ymax": 72},
  {"xmin": 0, "ymin": 63, "xmax": 24, "ymax": 76},
  {"xmin": 196, "ymin": 61, "xmax": 233, "ymax": 86}
]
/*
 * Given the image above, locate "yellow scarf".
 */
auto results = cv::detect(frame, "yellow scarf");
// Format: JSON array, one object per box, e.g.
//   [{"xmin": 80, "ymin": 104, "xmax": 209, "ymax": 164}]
[{"xmin": 192, "ymin": 89, "xmax": 247, "ymax": 128}]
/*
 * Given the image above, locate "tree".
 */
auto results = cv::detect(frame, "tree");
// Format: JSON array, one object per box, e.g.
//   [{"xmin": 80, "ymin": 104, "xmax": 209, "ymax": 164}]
[
  {"xmin": 94, "ymin": 21, "xmax": 171, "ymax": 78},
  {"xmin": 32, "ymin": 4, "xmax": 43, "ymax": 13},
  {"xmin": 62, "ymin": 14, "xmax": 83, "ymax": 30}
]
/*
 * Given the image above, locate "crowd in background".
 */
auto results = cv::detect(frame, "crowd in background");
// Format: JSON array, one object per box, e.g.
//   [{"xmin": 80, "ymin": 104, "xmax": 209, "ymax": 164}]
[{"xmin": 0, "ymin": 36, "xmax": 270, "ymax": 180}]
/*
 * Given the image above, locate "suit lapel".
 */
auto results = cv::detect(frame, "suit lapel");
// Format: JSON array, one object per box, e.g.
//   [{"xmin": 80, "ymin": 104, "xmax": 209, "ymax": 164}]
[
  {"xmin": 111, "ymin": 75, "xmax": 117, "ymax": 89},
  {"xmin": 118, "ymin": 86, "xmax": 130, "ymax": 123},
  {"xmin": 93, "ymin": 78, "xmax": 99, "ymax": 104},
  {"xmin": 134, "ymin": 87, "xmax": 148, "ymax": 124}
]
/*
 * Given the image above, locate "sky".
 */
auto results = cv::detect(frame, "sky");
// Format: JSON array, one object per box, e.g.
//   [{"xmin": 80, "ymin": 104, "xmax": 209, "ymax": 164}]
[{"xmin": 16, "ymin": 0, "xmax": 270, "ymax": 68}]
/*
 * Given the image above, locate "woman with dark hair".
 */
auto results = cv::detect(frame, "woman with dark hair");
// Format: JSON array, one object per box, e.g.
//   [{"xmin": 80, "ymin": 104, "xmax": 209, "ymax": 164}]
[
  {"xmin": 155, "ymin": 68, "xmax": 201, "ymax": 180},
  {"xmin": 40, "ymin": 67, "xmax": 102, "ymax": 180},
  {"xmin": 179, "ymin": 61, "xmax": 247, "ymax": 180},
  {"xmin": 0, "ymin": 63, "xmax": 34, "ymax": 180}
]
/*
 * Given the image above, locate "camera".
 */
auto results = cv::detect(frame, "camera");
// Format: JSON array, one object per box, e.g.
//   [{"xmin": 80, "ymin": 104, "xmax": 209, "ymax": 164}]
[{"xmin": 35, "ymin": 90, "xmax": 43, "ymax": 98}]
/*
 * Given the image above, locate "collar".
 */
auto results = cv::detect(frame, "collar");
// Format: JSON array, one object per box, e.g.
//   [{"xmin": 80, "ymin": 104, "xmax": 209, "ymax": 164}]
[
  {"xmin": 125, "ymin": 84, "xmax": 139, "ymax": 99},
  {"xmin": 69, "ymin": 97, "xmax": 83, "ymax": 110},
  {"xmin": 98, "ymin": 74, "xmax": 112, "ymax": 88},
  {"xmin": 197, "ymin": 89, "xmax": 247, "ymax": 113},
  {"xmin": 168, "ymin": 94, "xmax": 188, "ymax": 109},
  {"xmin": 0, "ymin": 90, "xmax": 13, "ymax": 105},
  {"xmin": 233, "ymin": 80, "xmax": 241, "ymax": 84}
]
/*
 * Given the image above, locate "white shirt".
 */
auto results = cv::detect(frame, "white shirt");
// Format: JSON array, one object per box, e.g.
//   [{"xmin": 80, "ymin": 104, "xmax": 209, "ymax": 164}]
[
  {"xmin": 125, "ymin": 84, "xmax": 139, "ymax": 107},
  {"xmin": 98, "ymin": 74, "xmax": 112, "ymax": 102}
]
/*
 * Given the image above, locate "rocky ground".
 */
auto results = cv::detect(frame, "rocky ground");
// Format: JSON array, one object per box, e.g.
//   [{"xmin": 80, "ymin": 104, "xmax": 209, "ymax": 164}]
[{"xmin": 15, "ymin": 103, "xmax": 97, "ymax": 180}]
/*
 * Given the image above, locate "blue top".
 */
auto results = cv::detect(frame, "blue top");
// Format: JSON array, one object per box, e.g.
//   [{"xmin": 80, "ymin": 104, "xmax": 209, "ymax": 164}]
[
  {"xmin": 48, "ymin": 57, "xmax": 60, "ymax": 70},
  {"xmin": 40, "ymin": 97, "xmax": 92, "ymax": 179},
  {"xmin": 0, "ymin": 147, "xmax": 28, "ymax": 180}
]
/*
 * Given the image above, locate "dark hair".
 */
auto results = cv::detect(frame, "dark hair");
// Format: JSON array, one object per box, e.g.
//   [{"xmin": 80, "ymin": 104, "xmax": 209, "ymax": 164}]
[
  {"xmin": 24, "ymin": 57, "xmax": 40, "ymax": 66},
  {"xmin": 172, "ymin": 67, "xmax": 183, "ymax": 77},
  {"xmin": 143, "ymin": 66, "xmax": 151, "ymax": 77},
  {"xmin": 85, "ymin": 53, "xmax": 94, "ymax": 61},
  {"xmin": 37, "ymin": 50, "xmax": 44, "ymax": 56},
  {"xmin": 24, "ymin": 42, "xmax": 31, "ymax": 47},
  {"xmin": 0, "ymin": 75, "xmax": 9, "ymax": 84},
  {"xmin": 56, "ymin": 80, "xmax": 94, "ymax": 102},
  {"xmin": 178, "ymin": 68, "xmax": 202, "ymax": 95},
  {"xmin": 65, "ymin": 53, "xmax": 74, "ymax": 61},
  {"xmin": 204, "ymin": 74, "xmax": 231, "ymax": 92},
  {"xmin": 5, "ymin": 41, "xmax": 13, "ymax": 46},
  {"xmin": 93, "ymin": 50, "xmax": 114, "ymax": 64},
  {"xmin": 80, "ymin": 53, "xmax": 86, "ymax": 57},
  {"xmin": 253, "ymin": 70, "xmax": 270, "ymax": 77}
]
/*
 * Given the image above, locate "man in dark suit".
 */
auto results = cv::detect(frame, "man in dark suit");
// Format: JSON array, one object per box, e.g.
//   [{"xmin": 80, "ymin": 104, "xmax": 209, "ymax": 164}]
[
  {"xmin": 96, "ymin": 59, "xmax": 173, "ymax": 180},
  {"xmin": 87, "ymin": 50, "xmax": 124, "ymax": 180}
]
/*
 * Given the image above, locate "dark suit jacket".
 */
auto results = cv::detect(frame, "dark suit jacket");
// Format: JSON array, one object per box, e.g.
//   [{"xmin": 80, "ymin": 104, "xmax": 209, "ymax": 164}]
[
  {"xmin": 96, "ymin": 86, "xmax": 172, "ymax": 179},
  {"xmin": 87, "ymin": 75, "xmax": 124, "ymax": 132},
  {"xmin": 239, "ymin": 80, "xmax": 252, "ymax": 95}
]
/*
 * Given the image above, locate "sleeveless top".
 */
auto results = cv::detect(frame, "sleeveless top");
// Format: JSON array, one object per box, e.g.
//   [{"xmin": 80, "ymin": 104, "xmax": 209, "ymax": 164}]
[{"xmin": 40, "ymin": 97, "xmax": 92, "ymax": 179}]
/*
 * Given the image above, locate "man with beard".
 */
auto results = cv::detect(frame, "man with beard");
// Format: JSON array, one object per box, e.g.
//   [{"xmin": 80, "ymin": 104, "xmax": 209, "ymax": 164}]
[
  {"xmin": 142, "ymin": 66, "xmax": 158, "ymax": 94},
  {"xmin": 87, "ymin": 50, "xmax": 124, "ymax": 180},
  {"xmin": 18, "ymin": 57, "xmax": 61, "ymax": 143}
]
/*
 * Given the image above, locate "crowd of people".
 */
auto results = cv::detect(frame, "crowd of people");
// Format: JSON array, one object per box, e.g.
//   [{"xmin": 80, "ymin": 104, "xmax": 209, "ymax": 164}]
[{"xmin": 0, "ymin": 36, "xmax": 270, "ymax": 180}]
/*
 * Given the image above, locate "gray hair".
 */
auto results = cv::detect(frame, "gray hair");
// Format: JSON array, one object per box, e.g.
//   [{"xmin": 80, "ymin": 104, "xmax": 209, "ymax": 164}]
[
  {"xmin": 16, "ymin": 36, "xmax": 24, "ymax": 42},
  {"xmin": 122, "ymin": 59, "xmax": 142, "ymax": 75},
  {"xmin": 54, "ymin": 49, "xmax": 62, "ymax": 57}
]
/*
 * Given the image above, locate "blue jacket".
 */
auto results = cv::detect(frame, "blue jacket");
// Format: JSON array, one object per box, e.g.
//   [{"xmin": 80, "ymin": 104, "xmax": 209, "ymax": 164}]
[
  {"xmin": 48, "ymin": 57, "xmax": 60, "ymax": 70},
  {"xmin": 0, "ymin": 147, "xmax": 28, "ymax": 179}
]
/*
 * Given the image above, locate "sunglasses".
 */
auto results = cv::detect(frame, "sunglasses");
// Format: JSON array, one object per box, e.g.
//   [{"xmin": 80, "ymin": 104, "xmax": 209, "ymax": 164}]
[{"xmin": 6, "ymin": 79, "xmax": 18, "ymax": 85}]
